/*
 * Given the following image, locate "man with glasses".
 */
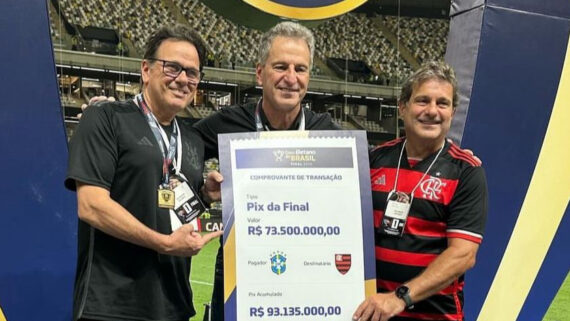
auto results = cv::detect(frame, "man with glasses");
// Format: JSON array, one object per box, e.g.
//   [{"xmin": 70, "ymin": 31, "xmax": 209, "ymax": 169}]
[
  {"xmin": 78, "ymin": 21, "xmax": 339, "ymax": 321},
  {"xmin": 65, "ymin": 25, "xmax": 222, "ymax": 321}
]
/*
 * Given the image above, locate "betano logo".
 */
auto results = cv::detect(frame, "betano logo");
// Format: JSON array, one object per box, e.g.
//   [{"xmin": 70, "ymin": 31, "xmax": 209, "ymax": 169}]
[
  {"xmin": 243, "ymin": 0, "xmax": 366, "ymax": 20},
  {"xmin": 273, "ymin": 149, "xmax": 318, "ymax": 165}
]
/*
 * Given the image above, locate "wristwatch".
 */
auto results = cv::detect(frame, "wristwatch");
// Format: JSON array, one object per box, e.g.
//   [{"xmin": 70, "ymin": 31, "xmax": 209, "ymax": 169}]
[{"xmin": 395, "ymin": 285, "xmax": 414, "ymax": 308}]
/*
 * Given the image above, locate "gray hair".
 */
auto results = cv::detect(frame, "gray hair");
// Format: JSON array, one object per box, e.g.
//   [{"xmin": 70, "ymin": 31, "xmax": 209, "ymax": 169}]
[
  {"xmin": 399, "ymin": 61, "xmax": 459, "ymax": 108},
  {"xmin": 257, "ymin": 21, "xmax": 315, "ymax": 67}
]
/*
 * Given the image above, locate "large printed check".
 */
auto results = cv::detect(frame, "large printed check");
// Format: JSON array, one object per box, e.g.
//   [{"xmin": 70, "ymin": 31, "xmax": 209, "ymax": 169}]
[{"xmin": 218, "ymin": 130, "xmax": 376, "ymax": 321}]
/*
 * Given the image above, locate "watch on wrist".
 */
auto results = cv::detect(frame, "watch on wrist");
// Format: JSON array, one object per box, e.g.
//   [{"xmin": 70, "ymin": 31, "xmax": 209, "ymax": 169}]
[{"xmin": 395, "ymin": 285, "xmax": 414, "ymax": 308}]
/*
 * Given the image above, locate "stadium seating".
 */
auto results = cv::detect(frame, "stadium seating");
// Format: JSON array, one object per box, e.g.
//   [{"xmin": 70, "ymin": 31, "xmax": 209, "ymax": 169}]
[
  {"xmin": 174, "ymin": 0, "xmax": 262, "ymax": 67},
  {"xmin": 194, "ymin": 106, "xmax": 217, "ymax": 118},
  {"xmin": 314, "ymin": 13, "xmax": 413, "ymax": 84},
  {"xmin": 382, "ymin": 15, "xmax": 448, "ymax": 64},
  {"xmin": 57, "ymin": 0, "xmax": 176, "ymax": 53},
  {"xmin": 51, "ymin": 1, "xmax": 449, "ymax": 86}
]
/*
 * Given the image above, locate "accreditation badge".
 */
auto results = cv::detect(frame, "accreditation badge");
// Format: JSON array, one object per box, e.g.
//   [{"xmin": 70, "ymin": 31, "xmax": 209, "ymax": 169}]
[
  {"xmin": 158, "ymin": 188, "xmax": 175, "ymax": 209},
  {"xmin": 381, "ymin": 191, "xmax": 411, "ymax": 237},
  {"xmin": 172, "ymin": 181, "xmax": 206, "ymax": 224}
]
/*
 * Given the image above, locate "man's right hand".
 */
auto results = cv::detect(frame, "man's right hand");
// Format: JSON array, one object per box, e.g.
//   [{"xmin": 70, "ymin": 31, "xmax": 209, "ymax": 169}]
[
  {"xmin": 353, "ymin": 292, "xmax": 405, "ymax": 321},
  {"xmin": 77, "ymin": 95, "xmax": 115, "ymax": 119},
  {"xmin": 162, "ymin": 223, "xmax": 223, "ymax": 257}
]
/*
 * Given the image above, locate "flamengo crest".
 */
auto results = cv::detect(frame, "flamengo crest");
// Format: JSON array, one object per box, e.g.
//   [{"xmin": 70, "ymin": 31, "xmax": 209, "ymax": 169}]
[
  {"xmin": 335, "ymin": 254, "xmax": 351, "ymax": 275},
  {"xmin": 420, "ymin": 177, "xmax": 446, "ymax": 200}
]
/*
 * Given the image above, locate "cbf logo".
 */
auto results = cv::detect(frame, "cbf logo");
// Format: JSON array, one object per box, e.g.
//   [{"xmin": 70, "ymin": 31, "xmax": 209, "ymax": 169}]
[
  {"xmin": 420, "ymin": 177, "xmax": 446, "ymax": 200},
  {"xmin": 270, "ymin": 251, "xmax": 287, "ymax": 275}
]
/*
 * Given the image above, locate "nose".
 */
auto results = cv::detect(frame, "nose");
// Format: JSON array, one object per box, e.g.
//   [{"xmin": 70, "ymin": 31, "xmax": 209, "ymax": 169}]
[
  {"xmin": 424, "ymin": 101, "xmax": 438, "ymax": 116},
  {"xmin": 283, "ymin": 66, "xmax": 297, "ymax": 84}
]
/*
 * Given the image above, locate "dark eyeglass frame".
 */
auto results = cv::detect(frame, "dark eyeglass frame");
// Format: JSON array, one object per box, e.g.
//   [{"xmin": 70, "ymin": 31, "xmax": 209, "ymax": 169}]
[{"xmin": 147, "ymin": 58, "xmax": 204, "ymax": 84}]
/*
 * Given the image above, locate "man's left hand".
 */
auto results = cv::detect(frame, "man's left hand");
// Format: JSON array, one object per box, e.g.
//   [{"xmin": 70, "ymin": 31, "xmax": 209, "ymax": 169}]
[{"xmin": 202, "ymin": 170, "xmax": 223, "ymax": 203}]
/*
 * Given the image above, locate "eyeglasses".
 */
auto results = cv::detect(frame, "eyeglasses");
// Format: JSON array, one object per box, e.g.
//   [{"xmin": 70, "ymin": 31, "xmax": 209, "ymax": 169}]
[{"xmin": 147, "ymin": 58, "xmax": 204, "ymax": 84}]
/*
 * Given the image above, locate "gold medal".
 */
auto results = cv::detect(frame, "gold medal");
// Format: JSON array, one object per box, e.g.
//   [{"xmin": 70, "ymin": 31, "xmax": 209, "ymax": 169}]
[{"xmin": 157, "ymin": 188, "xmax": 175, "ymax": 209}]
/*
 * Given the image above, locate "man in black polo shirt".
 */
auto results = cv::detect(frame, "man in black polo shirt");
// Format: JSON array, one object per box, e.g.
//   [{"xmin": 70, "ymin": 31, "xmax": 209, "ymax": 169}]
[
  {"xmin": 193, "ymin": 21, "xmax": 340, "ymax": 321},
  {"xmin": 194, "ymin": 21, "xmax": 339, "ymax": 159},
  {"xmin": 353, "ymin": 61, "xmax": 488, "ymax": 321},
  {"xmin": 65, "ymin": 25, "xmax": 222, "ymax": 321}
]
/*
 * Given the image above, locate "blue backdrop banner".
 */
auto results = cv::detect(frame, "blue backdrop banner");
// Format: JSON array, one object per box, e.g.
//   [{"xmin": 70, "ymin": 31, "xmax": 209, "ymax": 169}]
[{"xmin": 0, "ymin": 1, "xmax": 76, "ymax": 320}]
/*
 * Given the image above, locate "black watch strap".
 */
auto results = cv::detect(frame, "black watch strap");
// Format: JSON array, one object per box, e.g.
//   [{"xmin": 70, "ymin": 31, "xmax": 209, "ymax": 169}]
[{"xmin": 395, "ymin": 285, "xmax": 414, "ymax": 308}]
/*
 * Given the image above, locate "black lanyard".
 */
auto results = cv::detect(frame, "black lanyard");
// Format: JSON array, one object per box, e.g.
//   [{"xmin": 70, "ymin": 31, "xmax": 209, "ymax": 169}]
[{"xmin": 254, "ymin": 99, "xmax": 305, "ymax": 132}]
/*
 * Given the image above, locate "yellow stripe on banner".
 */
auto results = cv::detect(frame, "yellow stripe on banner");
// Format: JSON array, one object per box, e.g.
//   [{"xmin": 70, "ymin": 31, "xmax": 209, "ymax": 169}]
[
  {"xmin": 365, "ymin": 279, "xmax": 376, "ymax": 298},
  {"xmin": 224, "ymin": 226, "xmax": 237, "ymax": 302},
  {"xmin": 477, "ymin": 37, "xmax": 570, "ymax": 321},
  {"xmin": 243, "ymin": 0, "xmax": 366, "ymax": 20},
  {"xmin": 0, "ymin": 305, "xmax": 6, "ymax": 321}
]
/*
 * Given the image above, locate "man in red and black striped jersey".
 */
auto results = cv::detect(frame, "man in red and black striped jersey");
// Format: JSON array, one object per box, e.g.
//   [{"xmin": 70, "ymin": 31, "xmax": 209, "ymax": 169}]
[{"xmin": 354, "ymin": 61, "xmax": 488, "ymax": 321}]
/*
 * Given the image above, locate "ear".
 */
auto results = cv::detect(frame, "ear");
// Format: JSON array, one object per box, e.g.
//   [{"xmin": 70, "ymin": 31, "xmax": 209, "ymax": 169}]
[
  {"xmin": 141, "ymin": 60, "xmax": 151, "ymax": 86},
  {"xmin": 398, "ymin": 101, "xmax": 407, "ymax": 119},
  {"xmin": 255, "ymin": 63, "xmax": 263, "ymax": 86}
]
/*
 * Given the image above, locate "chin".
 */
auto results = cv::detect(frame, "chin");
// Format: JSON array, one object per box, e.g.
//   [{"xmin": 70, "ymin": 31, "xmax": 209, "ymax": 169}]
[
  {"xmin": 419, "ymin": 134, "xmax": 446, "ymax": 143},
  {"xmin": 419, "ymin": 129, "xmax": 441, "ymax": 137},
  {"xmin": 275, "ymin": 101, "xmax": 300, "ymax": 112},
  {"xmin": 411, "ymin": 129, "xmax": 440, "ymax": 140},
  {"xmin": 167, "ymin": 101, "xmax": 189, "ymax": 112}
]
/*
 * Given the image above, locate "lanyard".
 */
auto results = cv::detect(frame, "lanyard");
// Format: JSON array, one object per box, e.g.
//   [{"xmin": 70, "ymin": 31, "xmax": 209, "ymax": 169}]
[
  {"xmin": 254, "ymin": 99, "xmax": 305, "ymax": 132},
  {"xmin": 391, "ymin": 139, "xmax": 445, "ymax": 203},
  {"xmin": 135, "ymin": 94, "xmax": 182, "ymax": 187}
]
